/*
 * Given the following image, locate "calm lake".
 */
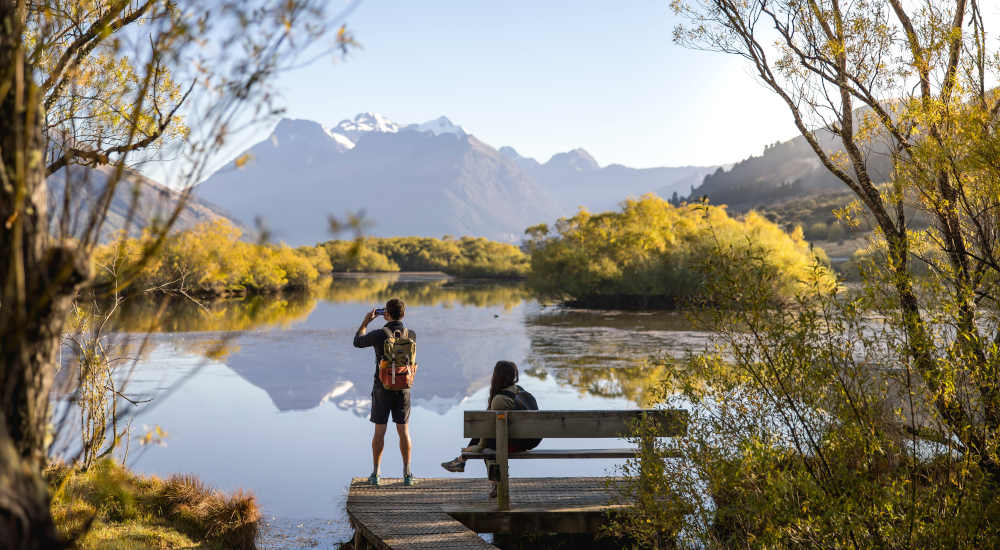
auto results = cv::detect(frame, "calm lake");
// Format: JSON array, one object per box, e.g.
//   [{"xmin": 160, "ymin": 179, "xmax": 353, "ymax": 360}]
[{"xmin": 81, "ymin": 274, "xmax": 712, "ymax": 548}]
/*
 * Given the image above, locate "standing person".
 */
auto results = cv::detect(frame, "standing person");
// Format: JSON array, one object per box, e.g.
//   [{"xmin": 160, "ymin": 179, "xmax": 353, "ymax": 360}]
[{"xmin": 353, "ymin": 298, "xmax": 416, "ymax": 486}]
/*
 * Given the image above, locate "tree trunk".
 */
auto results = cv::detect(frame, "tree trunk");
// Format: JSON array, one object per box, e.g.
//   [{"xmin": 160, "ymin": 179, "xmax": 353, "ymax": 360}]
[{"xmin": 0, "ymin": 1, "xmax": 90, "ymax": 547}]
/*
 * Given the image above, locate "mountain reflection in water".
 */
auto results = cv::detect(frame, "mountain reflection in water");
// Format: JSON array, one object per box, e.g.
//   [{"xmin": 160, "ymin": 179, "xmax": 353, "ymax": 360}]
[
  {"xmin": 111, "ymin": 275, "xmax": 708, "ymax": 414},
  {"xmin": 111, "ymin": 275, "xmax": 528, "ymax": 414}
]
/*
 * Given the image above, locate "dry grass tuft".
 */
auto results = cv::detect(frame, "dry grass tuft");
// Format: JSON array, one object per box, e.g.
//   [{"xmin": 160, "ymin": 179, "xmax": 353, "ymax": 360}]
[
  {"xmin": 47, "ymin": 458, "xmax": 259, "ymax": 550},
  {"xmin": 198, "ymin": 489, "xmax": 260, "ymax": 549},
  {"xmin": 161, "ymin": 474, "xmax": 209, "ymax": 508},
  {"xmin": 160, "ymin": 474, "xmax": 259, "ymax": 549}
]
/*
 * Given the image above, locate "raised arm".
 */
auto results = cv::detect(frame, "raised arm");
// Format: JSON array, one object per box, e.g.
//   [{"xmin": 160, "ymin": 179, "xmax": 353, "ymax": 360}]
[{"xmin": 353, "ymin": 309, "xmax": 379, "ymax": 348}]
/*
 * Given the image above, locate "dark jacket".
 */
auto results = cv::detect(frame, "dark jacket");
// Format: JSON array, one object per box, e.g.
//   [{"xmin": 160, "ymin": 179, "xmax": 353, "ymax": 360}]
[{"xmin": 353, "ymin": 320, "xmax": 416, "ymax": 385}]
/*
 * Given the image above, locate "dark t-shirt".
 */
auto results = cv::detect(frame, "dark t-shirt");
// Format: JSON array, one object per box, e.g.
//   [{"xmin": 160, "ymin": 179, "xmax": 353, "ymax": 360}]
[{"xmin": 352, "ymin": 320, "xmax": 416, "ymax": 387}]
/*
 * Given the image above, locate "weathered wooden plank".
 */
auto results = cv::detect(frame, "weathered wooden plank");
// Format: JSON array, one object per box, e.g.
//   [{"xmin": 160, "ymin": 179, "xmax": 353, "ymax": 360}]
[
  {"xmin": 348, "ymin": 508, "xmax": 495, "ymax": 550},
  {"xmin": 463, "ymin": 409, "xmax": 688, "ymax": 438},
  {"xmin": 462, "ymin": 447, "xmax": 682, "ymax": 459},
  {"xmin": 463, "ymin": 448, "xmax": 638, "ymax": 459}
]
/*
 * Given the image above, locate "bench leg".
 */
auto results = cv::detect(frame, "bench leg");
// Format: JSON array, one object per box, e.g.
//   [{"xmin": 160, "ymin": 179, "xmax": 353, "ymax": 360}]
[{"xmin": 496, "ymin": 412, "xmax": 510, "ymax": 510}]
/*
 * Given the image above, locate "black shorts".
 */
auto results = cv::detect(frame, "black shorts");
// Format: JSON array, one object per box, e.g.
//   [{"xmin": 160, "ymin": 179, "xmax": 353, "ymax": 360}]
[{"xmin": 370, "ymin": 385, "xmax": 410, "ymax": 425}]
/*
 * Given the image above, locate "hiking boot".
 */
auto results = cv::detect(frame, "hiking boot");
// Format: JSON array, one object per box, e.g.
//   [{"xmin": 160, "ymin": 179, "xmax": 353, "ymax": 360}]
[
  {"xmin": 366, "ymin": 473, "xmax": 379, "ymax": 486},
  {"xmin": 441, "ymin": 457, "xmax": 466, "ymax": 473},
  {"xmin": 403, "ymin": 473, "xmax": 416, "ymax": 486}
]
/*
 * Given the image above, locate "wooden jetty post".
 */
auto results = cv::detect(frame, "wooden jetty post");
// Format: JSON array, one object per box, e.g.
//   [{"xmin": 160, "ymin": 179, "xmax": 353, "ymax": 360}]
[{"xmin": 495, "ymin": 412, "xmax": 509, "ymax": 510}]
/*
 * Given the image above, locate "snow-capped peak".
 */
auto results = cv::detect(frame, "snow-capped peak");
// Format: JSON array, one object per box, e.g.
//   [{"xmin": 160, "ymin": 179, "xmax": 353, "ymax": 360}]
[
  {"xmin": 323, "ymin": 128, "xmax": 355, "ymax": 151},
  {"xmin": 329, "ymin": 112, "xmax": 401, "ymax": 142},
  {"xmin": 405, "ymin": 116, "xmax": 467, "ymax": 137}
]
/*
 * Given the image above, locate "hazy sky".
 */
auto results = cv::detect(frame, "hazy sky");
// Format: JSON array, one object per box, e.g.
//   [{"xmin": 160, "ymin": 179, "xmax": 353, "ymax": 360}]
[{"xmin": 252, "ymin": 0, "xmax": 800, "ymax": 169}]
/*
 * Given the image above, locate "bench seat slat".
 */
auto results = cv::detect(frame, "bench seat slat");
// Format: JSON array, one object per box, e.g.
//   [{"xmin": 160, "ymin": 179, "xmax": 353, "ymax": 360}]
[
  {"xmin": 463, "ymin": 448, "xmax": 638, "ymax": 459},
  {"xmin": 463, "ymin": 409, "xmax": 687, "ymax": 439},
  {"xmin": 462, "ymin": 447, "xmax": 682, "ymax": 459}
]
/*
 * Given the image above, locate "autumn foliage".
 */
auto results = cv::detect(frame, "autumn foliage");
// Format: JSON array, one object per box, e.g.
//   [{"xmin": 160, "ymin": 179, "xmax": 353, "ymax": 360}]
[
  {"xmin": 319, "ymin": 235, "xmax": 530, "ymax": 278},
  {"xmin": 524, "ymin": 195, "xmax": 835, "ymax": 307},
  {"xmin": 94, "ymin": 219, "xmax": 329, "ymax": 296}
]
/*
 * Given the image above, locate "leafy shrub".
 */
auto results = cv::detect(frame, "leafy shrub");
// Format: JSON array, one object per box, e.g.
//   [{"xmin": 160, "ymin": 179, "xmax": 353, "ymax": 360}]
[
  {"xmin": 94, "ymin": 219, "xmax": 325, "ymax": 296},
  {"xmin": 321, "ymin": 240, "xmax": 400, "ymax": 272},
  {"xmin": 319, "ymin": 235, "xmax": 529, "ymax": 278},
  {"xmin": 525, "ymin": 195, "xmax": 835, "ymax": 307}
]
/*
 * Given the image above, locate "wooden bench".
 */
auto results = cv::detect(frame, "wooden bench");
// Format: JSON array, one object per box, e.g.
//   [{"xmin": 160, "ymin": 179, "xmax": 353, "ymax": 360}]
[{"xmin": 462, "ymin": 409, "xmax": 688, "ymax": 510}]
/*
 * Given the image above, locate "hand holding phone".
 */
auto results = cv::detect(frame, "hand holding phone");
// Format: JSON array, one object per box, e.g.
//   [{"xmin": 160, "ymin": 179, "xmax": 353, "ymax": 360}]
[{"xmin": 374, "ymin": 308, "xmax": 386, "ymax": 316}]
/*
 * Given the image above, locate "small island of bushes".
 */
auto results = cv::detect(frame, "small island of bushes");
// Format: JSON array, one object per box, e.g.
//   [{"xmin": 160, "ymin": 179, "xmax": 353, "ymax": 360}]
[{"xmin": 524, "ymin": 195, "xmax": 835, "ymax": 308}]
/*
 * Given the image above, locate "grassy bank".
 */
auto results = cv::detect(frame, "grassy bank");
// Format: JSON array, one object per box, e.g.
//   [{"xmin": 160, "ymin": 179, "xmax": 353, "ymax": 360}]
[{"xmin": 48, "ymin": 459, "xmax": 259, "ymax": 550}]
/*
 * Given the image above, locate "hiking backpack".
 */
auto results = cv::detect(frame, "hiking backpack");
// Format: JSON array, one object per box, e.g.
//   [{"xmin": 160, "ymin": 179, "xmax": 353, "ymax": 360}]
[
  {"xmin": 379, "ymin": 328, "xmax": 418, "ymax": 390},
  {"xmin": 498, "ymin": 385, "xmax": 542, "ymax": 450}
]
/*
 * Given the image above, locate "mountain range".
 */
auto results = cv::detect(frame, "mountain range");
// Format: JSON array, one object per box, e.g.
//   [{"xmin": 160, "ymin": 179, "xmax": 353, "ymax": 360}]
[
  {"xmin": 194, "ymin": 112, "xmax": 718, "ymax": 245},
  {"xmin": 53, "ymin": 112, "xmax": 882, "ymax": 246},
  {"xmin": 47, "ymin": 166, "xmax": 229, "ymax": 242}
]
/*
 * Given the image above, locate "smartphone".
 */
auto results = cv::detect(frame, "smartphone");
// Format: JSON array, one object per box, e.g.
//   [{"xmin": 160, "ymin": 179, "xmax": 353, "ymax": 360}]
[{"xmin": 374, "ymin": 308, "xmax": 386, "ymax": 316}]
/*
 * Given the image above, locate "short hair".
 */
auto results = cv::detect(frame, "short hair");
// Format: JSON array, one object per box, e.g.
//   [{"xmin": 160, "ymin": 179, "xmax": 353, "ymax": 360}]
[{"xmin": 386, "ymin": 298, "xmax": 405, "ymax": 320}]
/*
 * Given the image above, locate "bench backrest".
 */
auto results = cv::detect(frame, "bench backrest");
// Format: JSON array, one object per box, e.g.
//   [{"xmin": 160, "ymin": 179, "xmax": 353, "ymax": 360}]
[{"xmin": 463, "ymin": 409, "xmax": 687, "ymax": 439}]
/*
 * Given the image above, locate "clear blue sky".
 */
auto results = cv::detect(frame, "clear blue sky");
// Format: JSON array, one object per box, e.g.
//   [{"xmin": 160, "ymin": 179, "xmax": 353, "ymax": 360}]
[{"xmin": 242, "ymin": 0, "xmax": 798, "ymax": 169}]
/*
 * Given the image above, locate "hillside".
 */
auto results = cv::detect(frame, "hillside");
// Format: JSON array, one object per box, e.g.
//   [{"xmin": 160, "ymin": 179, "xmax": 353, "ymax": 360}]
[
  {"xmin": 195, "ymin": 113, "xmax": 718, "ymax": 245},
  {"xmin": 689, "ymin": 127, "xmax": 892, "ymax": 212},
  {"xmin": 47, "ymin": 166, "xmax": 231, "ymax": 242}
]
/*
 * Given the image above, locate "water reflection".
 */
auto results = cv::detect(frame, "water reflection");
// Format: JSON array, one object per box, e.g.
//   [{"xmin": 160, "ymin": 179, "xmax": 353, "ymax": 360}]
[
  {"xmin": 526, "ymin": 365, "xmax": 676, "ymax": 408},
  {"xmin": 524, "ymin": 308, "xmax": 712, "ymax": 368},
  {"xmin": 109, "ymin": 277, "xmax": 705, "ymax": 415},
  {"xmin": 111, "ymin": 274, "xmax": 528, "ymax": 334},
  {"xmin": 323, "ymin": 274, "xmax": 530, "ymax": 310},
  {"xmin": 111, "ymin": 293, "xmax": 319, "ymax": 333},
  {"xmin": 520, "ymin": 308, "xmax": 710, "ymax": 405},
  {"xmin": 108, "ymin": 276, "xmax": 529, "ymax": 415}
]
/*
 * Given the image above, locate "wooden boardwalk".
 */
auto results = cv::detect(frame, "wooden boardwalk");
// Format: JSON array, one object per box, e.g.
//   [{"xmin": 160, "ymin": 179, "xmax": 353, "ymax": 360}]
[{"xmin": 346, "ymin": 477, "xmax": 627, "ymax": 550}]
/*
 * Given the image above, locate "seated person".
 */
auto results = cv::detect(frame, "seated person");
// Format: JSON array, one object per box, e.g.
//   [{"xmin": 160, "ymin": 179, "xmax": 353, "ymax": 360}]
[{"xmin": 441, "ymin": 360, "xmax": 539, "ymax": 497}]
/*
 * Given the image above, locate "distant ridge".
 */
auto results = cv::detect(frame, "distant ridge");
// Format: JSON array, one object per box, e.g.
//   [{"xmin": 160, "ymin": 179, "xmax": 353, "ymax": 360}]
[
  {"xmin": 195, "ymin": 113, "xmax": 720, "ymax": 245},
  {"xmin": 688, "ymin": 116, "xmax": 892, "ymax": 211},
  {"xmin": 48, "ymin": 166, "xmax": 232, "ymax": 242}
]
